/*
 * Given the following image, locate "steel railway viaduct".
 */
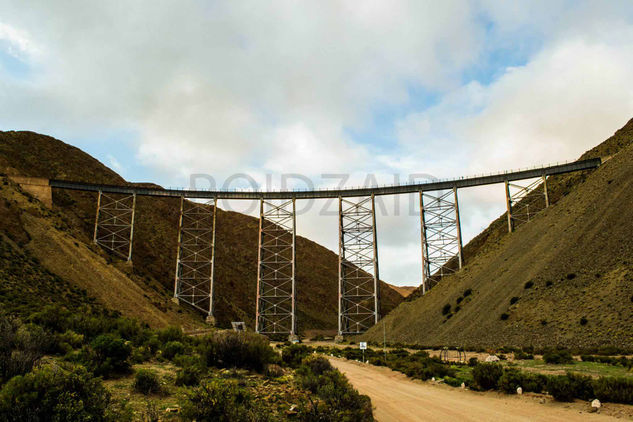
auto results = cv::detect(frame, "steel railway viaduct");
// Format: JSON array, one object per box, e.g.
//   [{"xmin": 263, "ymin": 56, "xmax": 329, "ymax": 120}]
[{"xmin": 42, "ymin": 158, "xmax": 600, "ymax": 340}]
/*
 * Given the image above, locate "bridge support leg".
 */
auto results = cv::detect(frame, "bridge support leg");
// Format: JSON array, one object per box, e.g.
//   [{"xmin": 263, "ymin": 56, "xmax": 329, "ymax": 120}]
[
  {"xmin": 505, "ymin": 180, "xmax": 513, "ymax": 233},
  {"xmin": 419, "ymin": 192, "xmax": 430, "ymax": 295},
  {"xmin": 338, "ymin": 195, "xmax": 380, "ymax": 336},
  {"xmin": 93, "ymin": 191, "xmax": 136, "ymax": 261},
  {"xmin": 505, "ymin": 177, "xmax": 550, "ymax": 232},
  {"xmin": 419, "ymin": 188, "xmax": 463, "ymax": 293},
  {"xmin": 173, "ymin": 196, "xmax": 217, "ymax": 321},
  {"xmin": 454, "ymin": 187, "xmax": 464, "ymax": 270},
  {"xmin": 256, "ymin": 199, "xmax": 297, "ymax": 340}
]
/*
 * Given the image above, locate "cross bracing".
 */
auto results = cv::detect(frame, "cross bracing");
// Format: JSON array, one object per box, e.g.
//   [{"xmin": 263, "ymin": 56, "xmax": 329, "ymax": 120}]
[
  {"xmin": 93, "ymin": 191, "xmax": 136, "ymax": 261},
  {"xmin": 66, "ymin": 157, "xmax": 601, "ymax": 330},
  {"xmin": 174, "ymin": 197, "xmax": 217, "ymax": 316},
  {"xmin": 420, "ymin": 188, "xmax": 463, "ymax": 294},
  {"xmin": 505, "ymin": 176, "xmax": 549, "ymax": 232},
  {"xmin": 256, "ymin": 199, "xmax": 296, "ymax": 337},
  {"xmin": 338, "ymin": 196, "xmax": 380, "ymax": 335}
]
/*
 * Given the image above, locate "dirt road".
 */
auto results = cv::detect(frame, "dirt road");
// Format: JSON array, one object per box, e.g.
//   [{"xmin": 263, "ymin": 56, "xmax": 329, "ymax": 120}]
[{"xmin": 330, "ymin": 358, "xmax": 624, "ymax": 422}]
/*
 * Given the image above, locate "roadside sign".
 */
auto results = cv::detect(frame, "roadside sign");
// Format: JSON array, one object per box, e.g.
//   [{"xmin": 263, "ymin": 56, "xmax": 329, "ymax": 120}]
[{"xmin": 359, "ymin": 342, "xmax": 367, "ymax": 350}]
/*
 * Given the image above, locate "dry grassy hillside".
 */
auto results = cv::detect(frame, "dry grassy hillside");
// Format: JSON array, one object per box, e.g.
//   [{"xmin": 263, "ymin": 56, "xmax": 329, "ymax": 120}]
[
  {"xmin": 363, "ymin": 118, "xmax": 633, "ymax": 349},
  {"xmin": 407, "ymin": 117, "xmax": 633, "ymax": 301},
  {"xmin": 0, "ymin": 175, "xmax": 205, "ymax": 329},
  {"xmin": 0, "ymin": 131, "xmax": 403, "ymax": 332}
]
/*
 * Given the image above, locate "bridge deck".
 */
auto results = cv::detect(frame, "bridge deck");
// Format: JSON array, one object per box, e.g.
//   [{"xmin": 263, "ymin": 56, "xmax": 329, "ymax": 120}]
[{"xmin": 49, "ymin": 158, "xmax": 601, "ymax": 200}]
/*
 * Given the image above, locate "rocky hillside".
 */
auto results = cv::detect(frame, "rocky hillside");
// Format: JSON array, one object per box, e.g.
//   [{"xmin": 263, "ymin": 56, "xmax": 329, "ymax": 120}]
[
  {"xmin": 0, "ymin": 131, "xmax": 404, "ymax": 332},
  {"xmin": 363, "ymin": 117, "xmax": 633, "ymax": 349}
]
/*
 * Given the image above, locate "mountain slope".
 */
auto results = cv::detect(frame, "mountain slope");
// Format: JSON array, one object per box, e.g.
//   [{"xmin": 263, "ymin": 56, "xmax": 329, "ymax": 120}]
[
  {"xmin": 0, "ymin": 175, "xmax": 205, "ymax": 329},
  {"xmin": 407, "ymin": 117, "xmax": 633, "ymax": 302},
  {"xmin": 0, "ymin": 131, "xmax": 403, "ymax": 332},
  {"xmin": 363, "ymin": 118, "xmax": 633, "ymax": 349}
]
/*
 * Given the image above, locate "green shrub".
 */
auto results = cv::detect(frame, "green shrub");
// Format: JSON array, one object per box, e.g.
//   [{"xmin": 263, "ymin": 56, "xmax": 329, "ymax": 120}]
[
  {"xmin": 264, "ymin": 364, "xmax": 284, "ymax": 379},
  {"xmin": 29, "ymin": 304, "xmax": 71, "ymax": 333},
  {"xmin": 520, "ymin": 372, "xmax": 548, "ymax": 393},
  {"xmin": 142, "ymin": 335, "xmax": 161, "ymax": 355},
  {"xmin": 543, "ymin": 350, "xmax": 573, "ymax": 364},
  {"xmin": 0, "ymin": 317, "xmax": 46, "ymax": 383},
  {"xmin": 443, "ymin": 376, "xmax": 467, "ymax": 388},
  {"xmin": 463, "ymin": 288, "xmax": 472, "ymax": 297},
  {"xmin": 498, "ymin": 369, "xmax": 523, "ymax": 394},
  {"xmin": 386, "ymin": 352, "xmax": 454, "ymax": 381},
  {"xmin": 500, "ymin": 313, "xmax": 509, "ymax": 320},
  {"xmin": 565, "ymin": 372, "xmax": 594, "ymax": 400},
  {"xmin": 546, "ymin": 372, "xmax": 594, "ymax": 402},
  {"xmin": 302, "ymin": 355, "xmax": 333, "ymax": 376},
  {"xmin": 389, "ymin": 348, "xmax": 410, "ymax": 358},
  {"xmin": 296, "ymin": 358, "xmax": 373, "ymax": 421},
  {"xmin": 579, "ymin": 317, "xmax": 588, "ymax": 326},
  {"xmin": 90, "ymin": 334, "xmax": 132, "ymax": 377},
  {"xmin": 112, "ymin": 318, "xmax": 143, "ymax": 342},
  {"xmin": 472, "ymin": 363, "xmax": 503, "ymax": 390},
  {"xmin": 498, "ymin": 369, "xmax": 547, "ymax": 394},
  {"xmin": 0, "ymin": 365, "xmax": 110, "ymax": 421},
  {"xmin": 281, "ymin": 344, "xmax": 312, "ymax": 368},
  {"xmin": 56, "ymin": 329, "xmax": 84, "ymax": 350},
  {"xmin": 180, "ymin": 379, "xmax": 270, "ymax": 422},
  {"xmin": 130, "ymin": 346, "xmax": 153, "ymax": 364},
  {"xmin": 200, "ymin": 331, "xmax": 277, "ymax": 372},
  {"xmin": 581, "ymin": 355, "xmax": 632, "ymax": 368},
  {"xmin": 175, "ymin": 364, "xmax": 203, "ymax": 387},
  {"xmin": 157, "ymin": 326, "xmax": 183, "ymax": 344},
  {"xmin": 593, "ymin": 377, "xmax": 633, "ymax": 404},
  {"xmin": 524, "ymin": 281, "xmax": 534, "ymax": 289},
  {"xmin": 133, "ymin": 369, "xmax": 161, "ymax": 395},
  {"xmin": 441, "ymin": 304, "xmax": 451, "ymax": 315},
  {"xmin": 468, "ymin": 357, "xmax": 478, "ymax": 367},
  {"xmin": 514, "ymin": 351, "xmax": 534, "ymax": 360},
  {"xmin": 173, "ymin": 354, "xmax": 202, "ymax": 368},
  {"xmin": 547, "ymin": 375, "xmax": 575, "ymax": 401},
  {"xmin": 510, "ymin": 297, "xmax": 519, "ymax": 305},
  {"xmin": 162, "ymin": 341, "xmax": 185, "ymax": 360}
]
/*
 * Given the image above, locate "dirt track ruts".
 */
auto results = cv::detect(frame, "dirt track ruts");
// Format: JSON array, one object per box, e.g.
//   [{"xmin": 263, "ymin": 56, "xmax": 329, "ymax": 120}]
[{"xmin": 330, "ymin": 358, "xmax": 622, "ymax": 422}]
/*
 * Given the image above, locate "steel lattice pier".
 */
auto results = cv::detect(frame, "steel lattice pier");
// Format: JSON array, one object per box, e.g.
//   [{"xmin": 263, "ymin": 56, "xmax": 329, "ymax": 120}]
[
  {"xmin": 505, "ymin": 176, "xmax": 549, "ymax": 232},
  {"xmin": 338, "ymin": 195, "xmax": 380, "ymax": 335},
  {"xmin": 256, "ymin": 199, "xmax": 297, "ymax": 338},
  {"xmin": 420, "ymin": 188, "xmax": 463, "ymax": 294},
  {"xmin": 93, "ymin": 191, "xmax": 136, "ymax": 261},
  {"xmin": 173, "ymin": 197, "xmax": 217, "ymax": 319},
  {"xmin": 72, "ymin": 157, "xmax": 596, "ymax": 330}
]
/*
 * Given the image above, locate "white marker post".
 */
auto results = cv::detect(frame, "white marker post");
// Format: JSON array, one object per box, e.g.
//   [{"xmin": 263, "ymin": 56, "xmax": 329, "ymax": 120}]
[{"xmin": 359, "ymin": 341, "xmax": 367, "ymax": 363}]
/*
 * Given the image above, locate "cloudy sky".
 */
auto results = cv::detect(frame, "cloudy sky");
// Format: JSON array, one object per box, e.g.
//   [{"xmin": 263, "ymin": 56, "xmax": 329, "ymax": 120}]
[{"xmin": 2, "ymin": 1, "xmax": 633, "ymax": 286}]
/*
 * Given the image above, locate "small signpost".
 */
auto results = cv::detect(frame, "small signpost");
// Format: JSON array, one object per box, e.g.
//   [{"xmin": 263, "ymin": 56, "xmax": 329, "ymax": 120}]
[{"xmin": 359, "ymin": 341, "xmax": 367, "ymax": 362}]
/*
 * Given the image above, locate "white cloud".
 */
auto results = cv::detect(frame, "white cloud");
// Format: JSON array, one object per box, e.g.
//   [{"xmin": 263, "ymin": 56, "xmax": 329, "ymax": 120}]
[
  {"xmin": 1, "ymin": 1, "xmax": 633, "ymax": 286},
  {"xmin": 396, "ymin": 36, "xmax": 633, "ymax": 174},
  {"xmin": 0, "ymin": 22, "xmax": 39, "ymax": 59}
]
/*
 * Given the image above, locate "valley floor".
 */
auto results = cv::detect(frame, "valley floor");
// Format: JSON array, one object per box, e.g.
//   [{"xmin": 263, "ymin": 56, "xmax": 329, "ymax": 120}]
[{"xmin": 330, "ymin": 358, "xmax": 631, "ymax": 422}]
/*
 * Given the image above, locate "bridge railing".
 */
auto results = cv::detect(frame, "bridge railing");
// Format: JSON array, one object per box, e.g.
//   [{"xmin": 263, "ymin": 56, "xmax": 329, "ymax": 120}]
[{"xmin": 49, "ymin": 158, "xmax": 601, "ymax": 200}]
